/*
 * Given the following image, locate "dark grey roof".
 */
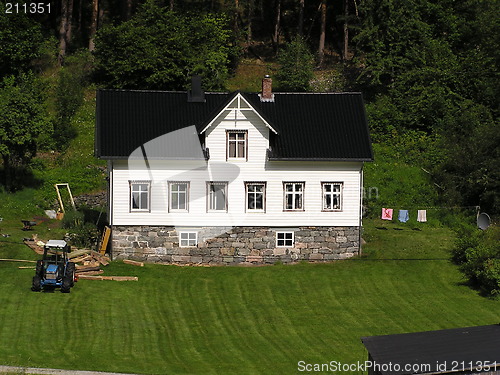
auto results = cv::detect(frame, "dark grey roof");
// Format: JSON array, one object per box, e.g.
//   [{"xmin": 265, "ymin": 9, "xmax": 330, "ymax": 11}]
[
  {"xmin": 95, "ymin": 89, "xmax": 373, "ymax": 161},
  {"xmin": 361, "ymin": 324, "xmax": 500, "ymax": 375}
]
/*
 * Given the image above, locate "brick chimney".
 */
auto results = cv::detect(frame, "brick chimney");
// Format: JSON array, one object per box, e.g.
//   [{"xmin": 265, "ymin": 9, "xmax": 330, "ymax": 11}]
[{"xmin": 259, "ymin": 75, "xmax": 274, "ymax": 102}]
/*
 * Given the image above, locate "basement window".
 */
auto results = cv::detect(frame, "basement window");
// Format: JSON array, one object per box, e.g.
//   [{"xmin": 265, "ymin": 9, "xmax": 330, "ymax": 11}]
[
  {"xmin": 276, "ymin": 232, "xmax": 294, "ymax": 247},
  {"xmin": 180, "ymin": 232, "xmax": 198, "ymax": 247}
]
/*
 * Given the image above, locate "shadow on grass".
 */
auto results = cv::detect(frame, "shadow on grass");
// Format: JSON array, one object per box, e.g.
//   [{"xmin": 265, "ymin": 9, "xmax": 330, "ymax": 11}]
[
  {"xmin": 79, "ymin": 205, "xmax": 108, "ymax": 231},
  {"xmin": 0, "ymin": 166, "xmax": 43, "ymax": 192}
]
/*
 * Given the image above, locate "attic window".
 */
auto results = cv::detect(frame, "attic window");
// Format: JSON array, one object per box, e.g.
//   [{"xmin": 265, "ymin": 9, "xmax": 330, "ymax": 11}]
[{"xmin": 227, "ymin": 130, "xmax": 247, "ymax": 160}]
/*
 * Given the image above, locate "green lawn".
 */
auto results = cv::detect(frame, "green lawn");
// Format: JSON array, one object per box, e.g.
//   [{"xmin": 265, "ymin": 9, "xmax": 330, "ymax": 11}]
[{"xmin": 0, "ymin": 218, "xmax": 498, "ymax": 375}]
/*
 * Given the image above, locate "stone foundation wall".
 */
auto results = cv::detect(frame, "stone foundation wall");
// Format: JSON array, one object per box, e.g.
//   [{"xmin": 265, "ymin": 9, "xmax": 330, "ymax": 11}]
[{"xmin": 111, "ymin": 226, "xmax": 360, "ymax": 265}]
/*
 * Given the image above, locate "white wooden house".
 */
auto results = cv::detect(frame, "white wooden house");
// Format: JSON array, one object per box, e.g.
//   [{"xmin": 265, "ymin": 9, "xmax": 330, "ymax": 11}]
[{"xmin": 95, "ymin": 77, "xmax": 373, "ymax": 264}]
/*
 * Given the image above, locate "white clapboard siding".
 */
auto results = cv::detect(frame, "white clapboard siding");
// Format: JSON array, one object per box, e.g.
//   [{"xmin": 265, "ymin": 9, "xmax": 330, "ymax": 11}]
[{"xmin": 110, "ymin": 94, "xmax": 364, "ymax": 227}]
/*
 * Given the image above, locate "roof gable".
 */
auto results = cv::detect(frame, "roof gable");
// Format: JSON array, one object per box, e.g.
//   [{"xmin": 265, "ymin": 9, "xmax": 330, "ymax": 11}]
[{"xmin": 200, "ymin": 92, "xmax": 278, "ymax": 135}]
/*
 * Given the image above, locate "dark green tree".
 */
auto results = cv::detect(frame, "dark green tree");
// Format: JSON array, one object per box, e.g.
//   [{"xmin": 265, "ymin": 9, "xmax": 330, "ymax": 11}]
[
  {"xmin": 0, "ymin": 2, "xmax": 44, "ymax": 76},
  {"xmin": 276, "ymin": 36, "xmax": 314, "ymax": 91},
  {"xmin": 0, "ymin": 73, "xmax": 48, "ymax": 190},
  {"xmin": 436, "ymin": 102, "xmax": 500, "ymax": 214},
  {"xmin": 93, "ymin": 1, "xmax": 232, "ymax": 90}
]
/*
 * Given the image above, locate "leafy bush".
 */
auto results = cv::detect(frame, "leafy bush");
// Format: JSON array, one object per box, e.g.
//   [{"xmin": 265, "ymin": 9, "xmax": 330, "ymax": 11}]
[
  {"xmin": 61, "ymin": 209, "xmax": 85, "ymax": 229},
  {"xmin": 65, "ymin": 222, "xmax": 99, "ymax": 249},
  {"xmin": 61, "ymin": 208, "xmax": 100, "ymax": 248},
  {"xmin": 452, "ymin": 225, "xmax": 500, "ymax": 297}
]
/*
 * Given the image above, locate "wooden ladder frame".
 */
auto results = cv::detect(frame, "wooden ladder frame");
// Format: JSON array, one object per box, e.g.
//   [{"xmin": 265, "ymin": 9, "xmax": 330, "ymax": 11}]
[{"xmin": 55, "ymin": 183, "xmax": 76, "ymax": 212}]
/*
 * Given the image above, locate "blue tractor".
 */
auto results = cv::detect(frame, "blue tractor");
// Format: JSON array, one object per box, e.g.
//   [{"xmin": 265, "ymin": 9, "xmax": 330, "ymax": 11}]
[{"xmin": 31, "ymin": 240, "xmax": 76, "ymax": 293}]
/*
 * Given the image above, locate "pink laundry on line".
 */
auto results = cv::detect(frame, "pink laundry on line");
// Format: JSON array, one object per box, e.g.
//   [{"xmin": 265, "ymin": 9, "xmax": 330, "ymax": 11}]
[{"xmin": 381, "ymin": 208, "xmax": 393, "ymax": 220}]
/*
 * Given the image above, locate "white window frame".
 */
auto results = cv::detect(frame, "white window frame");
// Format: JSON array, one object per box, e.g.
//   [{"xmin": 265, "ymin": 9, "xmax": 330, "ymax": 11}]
[
  {"xmin": 226, "ymin": 130, "xmax": 248, "ymax": 160},
  {"xmin": 179, "ymin": 232, "xmax": 197, "ymax": 247},
  {"xmin": 322, "ymin": 182, "xmax": 343, "ymax": 211},
  {"xmin": 283, "ymin": 182, "xmax": 305, "ymax": 211},
  {"xmin": 245, "ymin": 182, "xmax": 266, "ymax": 212},
  {"xmin": 169, "ymin": 181, "xmax": 189, "ymax": 212},
  {"xmin": 207, "ymin": 181, "xmax": 228, "ymax": 212},
  {"xmin": 276, "ymin": 231, "xmax": 294, "ymax": 247},
  {"xmin": 129, "ymin": 181, "xmax": 150, "ymax": 212}
]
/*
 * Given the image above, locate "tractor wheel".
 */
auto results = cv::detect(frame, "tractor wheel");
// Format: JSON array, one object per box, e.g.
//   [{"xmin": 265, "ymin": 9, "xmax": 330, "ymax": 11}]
[
  {"xmin": 61, "ymin": 276, "xmax": 71, "ymax": 293},
  {"xmin": 31, "ymin": 275, "xmax": 41, "ymax": 292},
  {"xmin": 66, "ymin": 262, "xmax": 76, "ymax": 286},
  {"xmin": 35, "ymin": 260, "xmax": 43, "ymax": 276}
]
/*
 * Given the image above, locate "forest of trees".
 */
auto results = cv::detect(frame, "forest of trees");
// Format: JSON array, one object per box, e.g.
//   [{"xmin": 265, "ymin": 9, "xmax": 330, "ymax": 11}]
[{"xmin": 0, "ymin": 0, "xmax": 499, "ymax": 215}]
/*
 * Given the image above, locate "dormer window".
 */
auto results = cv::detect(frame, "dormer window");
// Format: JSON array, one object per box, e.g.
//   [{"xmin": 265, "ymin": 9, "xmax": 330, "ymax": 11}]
[{"xmin": 227, "ymin": 130, "xmax": 247, "ymax": 160}]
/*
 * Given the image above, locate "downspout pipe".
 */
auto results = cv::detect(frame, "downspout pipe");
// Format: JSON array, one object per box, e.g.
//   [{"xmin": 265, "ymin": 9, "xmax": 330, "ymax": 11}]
[{"xmin": 359, "ymin": 163, "xmax": 364, "ymax": 257}]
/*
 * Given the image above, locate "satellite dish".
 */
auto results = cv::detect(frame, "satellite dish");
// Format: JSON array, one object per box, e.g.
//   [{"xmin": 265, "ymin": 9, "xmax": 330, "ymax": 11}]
[{"xmin": 477, "ymin": 213, "xmax": 491, "ymax": 230}]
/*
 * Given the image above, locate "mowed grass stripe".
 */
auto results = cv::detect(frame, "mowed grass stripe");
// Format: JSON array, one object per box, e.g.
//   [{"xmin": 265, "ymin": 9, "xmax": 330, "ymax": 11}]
[
  {"xmin": 172, "ymin": 274, "xmax": 223, "ymax": 373},
  {"xmin": 203, "ymin": 270, "xmax": 270, "ymax": 374},
  {"xmin": 235, "ymin": 270, "xmax": 307, "ymax": 370}
]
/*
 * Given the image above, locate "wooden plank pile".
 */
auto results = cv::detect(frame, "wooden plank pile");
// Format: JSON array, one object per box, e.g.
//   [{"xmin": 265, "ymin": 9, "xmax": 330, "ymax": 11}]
[{"xmin": 68, "ymin": 249, "xmax": 110, "ymax": 277}]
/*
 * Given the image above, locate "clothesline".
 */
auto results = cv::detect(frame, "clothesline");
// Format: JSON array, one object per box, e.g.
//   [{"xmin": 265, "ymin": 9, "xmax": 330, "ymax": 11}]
[{"xmin": 380, "ymin": 206, "xmax": 481, "ymax": 223}]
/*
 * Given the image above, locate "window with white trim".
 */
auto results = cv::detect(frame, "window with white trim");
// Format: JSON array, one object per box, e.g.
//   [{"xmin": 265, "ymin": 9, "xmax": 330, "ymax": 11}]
[
  {"xmin": 283, "ymin": 182, "xmax": 304, "ymax": 211},
  {"xmin": 169, "ymin": 182, "xmax": 189, "ymax": 211},
  {"xmin": 227, "ymin": 130, "xmax": 247, "ymax": 159},
  {"xmin": 322, "ymin": 182, "xmax": 343, "ymax": 211},
  {"xmin": 276, "ymin": 232, "xmax": 294, "ymax": 247},
  {"xmin": 130, "ymin": 181, "xmax": 150, "ymax": 211},
  {"xmin": 207, "ymin": 182, "xmax": 228, "ymax": 211},
  {"xmin": 180, "ymin": 232, "xmax": 197, "ymax": 247},
  {"xmin": 246, "ymin": 182, "xmax": 266, "ymax": 211}
]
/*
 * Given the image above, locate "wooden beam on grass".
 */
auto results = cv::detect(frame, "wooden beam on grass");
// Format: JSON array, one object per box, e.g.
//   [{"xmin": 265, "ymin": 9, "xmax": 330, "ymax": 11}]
[
  {"xmin": 123, "ymin": 259, "xmax": 144, "ymax": 267},
  {"xmin": 0, "ymin": 259, "xmax": 37, "ymax": 263},
  {"xmin": 77, "ymin": 275, "xmax": 138, "ymax": 281}
]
